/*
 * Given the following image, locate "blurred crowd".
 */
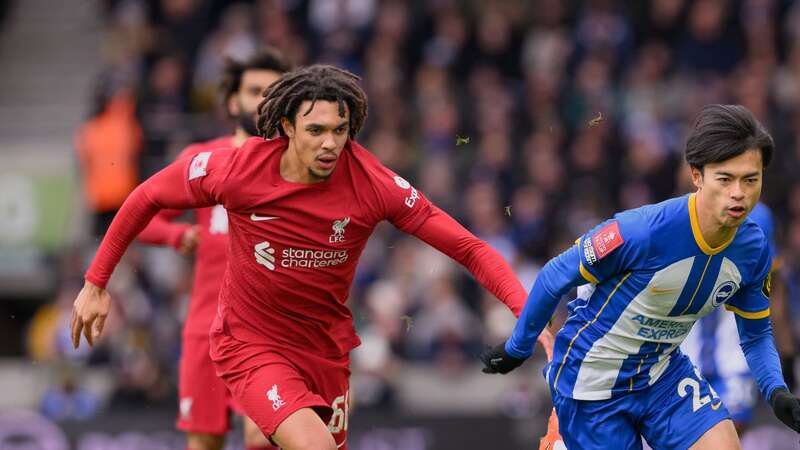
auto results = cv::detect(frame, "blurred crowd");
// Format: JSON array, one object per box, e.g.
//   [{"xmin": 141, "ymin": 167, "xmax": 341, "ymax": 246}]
[{"xmin": 26, "ymin": 0, "xmax": 800, "ymax": 419}]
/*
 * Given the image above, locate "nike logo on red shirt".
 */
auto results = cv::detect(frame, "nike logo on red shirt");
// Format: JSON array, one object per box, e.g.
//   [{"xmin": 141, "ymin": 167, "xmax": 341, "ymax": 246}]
[{"xmin": 251, "ymin": 214, "xmax": 280, "ymax": 221}]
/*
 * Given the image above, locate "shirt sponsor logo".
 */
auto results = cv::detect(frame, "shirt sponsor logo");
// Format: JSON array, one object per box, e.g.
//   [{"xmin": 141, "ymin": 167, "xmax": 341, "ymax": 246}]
[
  {"xmin": 254, "ymin": 241, "xmax": 349, "ymax": 270},
  {"xmin": 267, "ymin": 384, "xmax": 286, "ymax": 411},
  {"xmin": 630, "ymin": 314, "xmax": 692, "ymax": 341},
  {"xmin": 404, "ymin": 187, "xmax": 420, "ymax": 208},
  {"xmin": 591, "ymin": 221, "xmax": 624, "ymax": 260},
  {"xmin": 583, "ymin": 238, "xmax": 597, "ymax": 265},
  {"xmin": 188, "ymin": 152, "xmax": 211, "ymax": 180},
  {"xmin": 393, "ymin": 175, "xmax": 419, "ymax": 208},
  {"xmin": 254, "ymin": 241, "xmax": 276, "ymax": 270},
  {"xmin": 282, "ymin": 248, "xmax": 349, "ymax": 268},
  {"xmin": 711, "ymin": 281, "xmax": 738, "ymax": 307},
  {"xmin": 329, "ymin": 217, "xmax": 350, "ymax": 243}
]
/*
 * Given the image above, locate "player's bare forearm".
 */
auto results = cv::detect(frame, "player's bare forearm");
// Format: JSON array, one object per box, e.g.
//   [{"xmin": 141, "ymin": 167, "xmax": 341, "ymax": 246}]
[{"xmin": 411, "ymin": 206, "xmax": 527, "ymax": 315}]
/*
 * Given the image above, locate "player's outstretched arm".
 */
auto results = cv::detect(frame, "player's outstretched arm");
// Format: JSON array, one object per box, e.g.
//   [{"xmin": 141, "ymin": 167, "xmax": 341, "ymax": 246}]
[
  {"xmin": 411, "ymin": 206, "xmax": 528, "ymax": 316},
  {"xmin": 410, "ymin": 206, "xmax": 555, "ymax": 361},
  {"xmin": 481, "ymin": 244, "xmax": 586, "ymax": 374},
  {"xmin": 72, "ymin": 156, "xmax": 222, "ymax": 349}
]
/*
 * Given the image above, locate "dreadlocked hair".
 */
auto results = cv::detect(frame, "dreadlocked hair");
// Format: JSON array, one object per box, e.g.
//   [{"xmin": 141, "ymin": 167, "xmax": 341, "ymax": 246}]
[{"xmin": 256, "ymin": 65, "xmax": 367, "ymax": 139}]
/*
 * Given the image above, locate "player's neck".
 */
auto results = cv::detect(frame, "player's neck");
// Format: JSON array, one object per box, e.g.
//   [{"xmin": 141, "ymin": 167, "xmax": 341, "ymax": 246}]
[
  {"xmin": 694, "ymin": 191, "xmax": 737, "ymax": 248},
  {"xmin": 232, "ymin": 128, "xmax": 250, "ymax": 147},
  {"xmin": 280, "ymin": 140, "xmax": 323, "ymax": 184}
]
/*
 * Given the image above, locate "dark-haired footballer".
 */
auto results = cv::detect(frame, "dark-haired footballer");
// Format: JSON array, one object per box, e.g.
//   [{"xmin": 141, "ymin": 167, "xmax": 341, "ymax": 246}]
[
  {"xmin": 482, "ymin": 105, "xmax": 800, "ymax": 449},
  {"xmin": 136, "ymin": 48, "xmax": 291, "ymax": 450},
  {"xmin": 71, "ymin": 64, "xmax": 553, "ymax": 450}
]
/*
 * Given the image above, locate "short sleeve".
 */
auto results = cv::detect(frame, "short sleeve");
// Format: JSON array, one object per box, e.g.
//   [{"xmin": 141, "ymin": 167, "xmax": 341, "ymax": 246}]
[
  {"xmin": 577, "ymin": 210, "xmax": 650, "ymax": 284},
  {"xmin": 183, "ymin": 149, "xmax": 234, "ymax": 207},
  {"xmin": 725, "ymin": 243, "xmax": 772, "ymax": 319}
]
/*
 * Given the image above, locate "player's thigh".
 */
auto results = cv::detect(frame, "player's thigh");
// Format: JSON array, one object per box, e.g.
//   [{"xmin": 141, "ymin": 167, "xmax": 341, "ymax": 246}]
[
  {"xmin": 551, "ymin": 391, "xmax": 642, "ymax": 450},
  {"xmin": 272, "ymin": 407, "xmax": 336, "ymax": 450},
  {"xmin": 243, "ymin": 415, "xmax": 276, "ymax": 449},
  {"xmin": 186, "ymin": 432, "xmax": 225, "ymax": 450},
  {"xmin": 689, "ymin": 419, "xmax": 741, "ymax": 450},
  {"xmin": 226, "ymin": 356, "xmax": 329, "ymax": 440},
  {"xmin": 177, "ymin": 334, "xmax": 231, "ymax": 435},
  {"xmin": 209, "ymin": 331, "xmax": 331, "ymax": 442},
  {"xmin": 641, "ymin": 359, "xmax": 735, "ymax": 449},
  {"xmin": 295, "ymin": 350, "xmax": 351, "ymax": 449}
]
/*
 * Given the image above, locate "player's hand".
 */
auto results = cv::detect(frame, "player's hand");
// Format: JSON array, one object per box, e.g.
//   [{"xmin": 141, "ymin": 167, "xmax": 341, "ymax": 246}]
[
  {"xmin": 70, "ymin": 281, "xmax": 111, "ymax": 349},
  {"xmin": 770, "ymin": 387, "xmax": 800, "ymax": 432},
  {"xmin": 480, "ymin": 341, "xmax": 526, "ymax": 374},
  {"xmin": 537, "ymin": 328, "xmax": 554, "ymax": 361},
  {"xmin": 178, "ymin": 225, "xmax": 200, "ymax": 255}
]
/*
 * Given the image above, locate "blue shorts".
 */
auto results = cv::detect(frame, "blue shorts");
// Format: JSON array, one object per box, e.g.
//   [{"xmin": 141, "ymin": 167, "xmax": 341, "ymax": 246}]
[
  {"xmin": 549, "ymin": 355, "xmax": 731, "ymax": 450},
  {"xmin": 707, "ymin": 373, "xmax": 756, "ymax": 425}
]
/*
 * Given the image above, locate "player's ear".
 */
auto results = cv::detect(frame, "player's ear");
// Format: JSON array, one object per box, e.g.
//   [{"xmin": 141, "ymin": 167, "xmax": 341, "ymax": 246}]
[
  {"xmin": 690, "ymin": 166, "xmax": 704, "ymax": 190},
  {"xmin": 281, "ymin": 116, "xmax": 295, "ymax": 138},
  {"xmin": 227, "ymin": 95, "xmax": 240, "ymax": 117}
]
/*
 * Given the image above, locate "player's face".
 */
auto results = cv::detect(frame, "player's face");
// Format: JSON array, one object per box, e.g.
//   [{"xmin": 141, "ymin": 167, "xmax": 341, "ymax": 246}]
[
  {"xmin": 281, "ymin": 100, "xmax": 349, "ymax": 181},
  {"xmin": 228, "ymin": 69, "xmax": 282, "ymax": 136},
  {"xmin": 691, "ymin": 148, "xmax": 763, "ymax": 229}
]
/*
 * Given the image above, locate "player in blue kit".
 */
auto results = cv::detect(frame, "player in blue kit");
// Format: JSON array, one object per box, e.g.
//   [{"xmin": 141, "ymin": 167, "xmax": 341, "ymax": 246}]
[
  {"xmin": 481, "ymin": 105, "xmax": 800, "ymax": 449},
  {"xmin": 681, "ymin": 202, "xmax": 782, "ymax": 432}
]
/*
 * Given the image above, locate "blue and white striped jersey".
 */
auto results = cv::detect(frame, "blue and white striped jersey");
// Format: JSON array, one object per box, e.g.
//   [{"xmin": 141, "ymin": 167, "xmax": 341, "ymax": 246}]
[
  {"xmin": 682, "ymin": 202, "xmax": 777, "ymax": 381},
  {"xmin": 544, "ymin": 193, "xmax": 772, "ymax": 400}
]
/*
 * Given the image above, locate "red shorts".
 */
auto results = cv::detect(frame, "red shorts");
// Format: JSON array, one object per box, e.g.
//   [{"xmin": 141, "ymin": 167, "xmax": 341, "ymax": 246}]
[
  {"xmin": 209, "ymin": 319, "xmax": 351, "ymax": 449},
  {"xmin": 176, "ymin": 333, "xmax": 233, "ymax": 435}
]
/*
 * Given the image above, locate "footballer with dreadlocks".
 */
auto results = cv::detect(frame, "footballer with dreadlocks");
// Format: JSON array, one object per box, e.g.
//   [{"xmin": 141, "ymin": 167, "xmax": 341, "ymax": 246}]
[
  {"xmin": 136, "ymin": 48, "xmax": 291, "ymax": 450},
  {"xmin": 70, "ymin": 64, "xmax": 554, "ymax": 450}
]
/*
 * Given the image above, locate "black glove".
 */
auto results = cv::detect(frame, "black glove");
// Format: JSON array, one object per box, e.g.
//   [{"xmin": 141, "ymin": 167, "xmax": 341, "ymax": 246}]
[
  {"xmin": 480, "ymin": 342, "xmax": 526, "ymax": 374},
  {"xmin": 770, "ymin": 387, "xmax": 800, "ymax": 432}
]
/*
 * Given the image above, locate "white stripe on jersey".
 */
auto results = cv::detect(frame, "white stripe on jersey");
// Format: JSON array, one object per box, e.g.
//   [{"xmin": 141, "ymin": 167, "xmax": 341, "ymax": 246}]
[{"xmin": 570, "ymin": 256, "xmax": 743, "ymax": 399}]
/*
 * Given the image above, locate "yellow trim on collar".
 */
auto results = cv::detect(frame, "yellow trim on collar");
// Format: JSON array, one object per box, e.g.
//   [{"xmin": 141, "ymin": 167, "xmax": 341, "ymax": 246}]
[
  {"xmin": 724, "ymin": 304, "xmax": 770, "ymax": 319},
  {"xmin": 579, "ymin": 262, "xmax": 600, "ymax": 284},
  {"xmin": 688, "ymin": 193, "xmax": 736, "ymax": 255}
]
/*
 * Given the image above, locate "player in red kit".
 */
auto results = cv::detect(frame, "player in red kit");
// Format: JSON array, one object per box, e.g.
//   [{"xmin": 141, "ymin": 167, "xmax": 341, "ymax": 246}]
[
  {"xmin": 136, "ymin": 50, "xmax": 291, "ymax": 450},
  {"xmin": 71, "ymin": 65, "xmax": 553, "ymax": 450}
]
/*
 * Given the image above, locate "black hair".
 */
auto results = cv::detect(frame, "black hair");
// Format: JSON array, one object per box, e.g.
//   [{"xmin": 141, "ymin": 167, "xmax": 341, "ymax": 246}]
[
  {"xmin": 220, "ymin": 47, "xmax": 292, "ymax": 105},
  {"xmin": 685, "ymin": 104, "xmax": 774, "ymax": 170},
  {"xmin": 256, "ymin": 64, "xmax": 368, "ymax": 139}
]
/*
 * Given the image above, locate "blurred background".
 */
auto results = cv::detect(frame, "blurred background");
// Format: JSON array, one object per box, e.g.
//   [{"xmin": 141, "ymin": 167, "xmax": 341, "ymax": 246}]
[{"xmin": 1, "ymin": 0, "xmax": 800, "ymax": 448}]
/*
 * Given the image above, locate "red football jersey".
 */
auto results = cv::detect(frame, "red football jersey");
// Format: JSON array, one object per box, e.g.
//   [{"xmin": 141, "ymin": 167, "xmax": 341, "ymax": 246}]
[
  {"xmin": 185, "ymin": 137, "xmax": 433, "ymax": 356},
  {"xmin": 88, "ymin": 136, "xmax": 527, "ymax": 358},
  {"xmin": 137, "ymin": 136, "xmax": 233, "ymax": 337}
]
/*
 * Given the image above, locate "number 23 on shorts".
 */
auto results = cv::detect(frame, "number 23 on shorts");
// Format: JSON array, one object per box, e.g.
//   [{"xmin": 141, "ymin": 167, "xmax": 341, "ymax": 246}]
[{"xmin": 677, "ymin": 368, "xmax": 721, "ymax": 412}]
